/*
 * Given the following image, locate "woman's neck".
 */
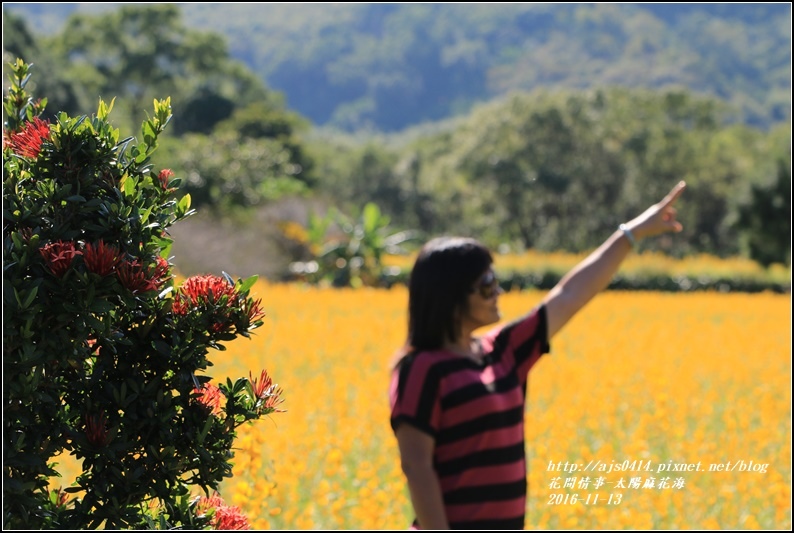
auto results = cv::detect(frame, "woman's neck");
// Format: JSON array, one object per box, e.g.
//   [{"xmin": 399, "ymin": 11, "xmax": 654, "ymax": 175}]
[{"xmin": 443, "ymin": 334, "xmax": 482, "ymax": 361}]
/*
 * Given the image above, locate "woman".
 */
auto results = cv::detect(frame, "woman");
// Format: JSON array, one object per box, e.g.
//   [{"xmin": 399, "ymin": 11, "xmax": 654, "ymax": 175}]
[{"xmin": 389, "ymin": 181, "xmax": 687, "ymax": 529}]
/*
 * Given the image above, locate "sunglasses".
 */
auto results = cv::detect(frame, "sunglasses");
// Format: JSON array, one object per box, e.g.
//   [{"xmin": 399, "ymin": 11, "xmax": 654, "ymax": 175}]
[{"xmin": 473, "ymin": 270, "xmax": 500, "ymax": 299}]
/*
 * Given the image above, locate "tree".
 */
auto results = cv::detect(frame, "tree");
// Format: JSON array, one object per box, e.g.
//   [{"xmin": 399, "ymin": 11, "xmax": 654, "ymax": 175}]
[
  {"xmin": 1, "ymin": 10, "xmax": 87, "ymax": 121},
  {"xmin": 735, "ymin": 159, "xmax": 791, "ymax": 267},
  {"xmin": 3, "ymin": 60, "xmax": 283, "ymax": 529},
  {"xmin": 159, "ymin": 130, "xmax": 311, "ymax": 213},
  {"xmin": 6, "ymin": 4, "xmax": 320, "ymax": 218},
  {"xmin": 213, "ymin": 101, "xmax": 316, "ymax": 187},
  {"xmin": 400, "ymin": 86, "xmax": 771, "ymax": 256},
  {"xmin": 37, "ymin": 4, "xmax": 275, "ymax": 136},
  {"xmin": 317, "ymin": 142, "xmax": 405, "ymax": 221}
]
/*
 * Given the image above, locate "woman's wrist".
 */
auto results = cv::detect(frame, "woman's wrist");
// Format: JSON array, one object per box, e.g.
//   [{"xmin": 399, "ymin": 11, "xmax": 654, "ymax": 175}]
[
  {"xmin": 619, "ymin": 223, "xmax": 638, "ymax": 248},
  {"xmin": 621, "ymin": 217, "xmax": 652, "ymax": 241}
]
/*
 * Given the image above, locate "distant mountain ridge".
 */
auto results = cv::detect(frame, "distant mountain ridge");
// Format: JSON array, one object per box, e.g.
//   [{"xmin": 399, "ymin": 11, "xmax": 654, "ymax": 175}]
[{"xmin": 3, "ymin": 2, "xmax": 791, "ymax": 132}]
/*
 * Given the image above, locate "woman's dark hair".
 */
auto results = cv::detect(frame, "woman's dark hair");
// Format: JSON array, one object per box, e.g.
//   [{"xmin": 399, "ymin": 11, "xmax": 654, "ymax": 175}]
[{"xmin": 406, "ymin": 236, "xmax": 493, "ymax": 352}]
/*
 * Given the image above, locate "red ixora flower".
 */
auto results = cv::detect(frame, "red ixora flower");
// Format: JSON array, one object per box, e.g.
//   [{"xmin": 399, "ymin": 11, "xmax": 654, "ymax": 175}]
[
  {"xmin": 173, "ymin": 275, "xmax": 238, "ymax": 314},
  {"xmin": 85, "ymin": 411, "xmax": 109, "ymax": 447},
  {"xmin": 172, "ymin": 276, "xmax": 240, "ymax": 333},
  {"xmin": 213, "ymin": 504, "xmax": 250, "ymax": 530},
  {"xmin": 194, "ymin": 383, "xmax": 223, "ymax": 415},
  {"xmin": 157, "ymin": 168, "xmax": 175, "ymax": 190},
  {"xmin": 242, "ymin": 297, "xmax": 266, "ymax": 324},
  {"xmin": 196, "ymin": 493, "xmax": 250, "ymax": 530},
  {"xmin": 4, "ymin": 117, "xmax": 51, "ymax": 159},
  {"xmin": 117, "ymin": 257, "xmax": 169, "ymax": 294},
  {"xmin": 172, "ymin": 275, "xmax": 264, "ymax": 333},
  {"xmin": 39, "ymin": 240, "xmax": 82, "ymax": 277},
  {"xmin": 249, "ymin": 369, "xmax": 285, "ymax": 413},
  {"xmin": 83, "ymin": 240, "xmax": 122, "ymax": 276},
  {"xmin": 152, "ymin": 256, "xmax": 171, "ymax": 285}
]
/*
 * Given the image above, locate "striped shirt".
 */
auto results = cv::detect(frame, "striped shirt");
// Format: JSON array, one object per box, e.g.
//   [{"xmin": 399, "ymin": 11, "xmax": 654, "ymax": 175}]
[{"xmin": 389, "ymin": 305, "xmax": 550, "ymax": 530}]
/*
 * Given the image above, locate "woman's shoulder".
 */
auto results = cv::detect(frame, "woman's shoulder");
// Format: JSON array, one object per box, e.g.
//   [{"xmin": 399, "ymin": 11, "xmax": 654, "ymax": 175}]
[{"xmin": 480, "ymin": 303, "xmax": 549, "ymax": 353}]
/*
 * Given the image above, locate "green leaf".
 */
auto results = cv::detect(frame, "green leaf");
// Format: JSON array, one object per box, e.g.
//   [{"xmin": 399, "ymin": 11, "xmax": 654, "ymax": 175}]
[
  {"xmin": 232, "ymin": 377, "xmax": 248, "ymax": 394},
  {"xmin": 122, "ymin": 175, "xmax": 136, "ymax": 197},
  {"xmin": 197, "ymin": 416, "xmax": 213, "ymax": 445},
  {"xmin": 152, "ymin": 235, "xmax": 174, "ymax": 258},
  {"xmin": 153, "ymin": 340, "xmax": 171, "ymax": 357},
  {"xmin": 135, "ymin": 144, "xmax": 149, "ymax": 164},
  {"xmin": 12, "ymin": 287, "xmax": 23, "ymax": 308},
  {"xmin": 96, "ymin": 97, "xmax": 116, "ymax": 120},
  {"xmin": 89, "ymin": 299, "xmax": 116, "ymax": 314},
  {"xmin": 142, "ymin": 120, "xmax": 157, "ymax": 146},
  {"xmin": 362, "ymin": 202, "xmax": 381, "ymax": 234},
  {"xmin": 237, "ymin": 275, "xmax": 258, "ymax": 294},
  {"xmin": 177, "ymin": 194, "xmax": 191, "ymax": 216},
  {"xmin": 21, "ymin": 286, "xmax": 38, "ymax": 309},
  {"xmin": 140, "ymin": 205, "xmax": 153, "ymax": 224}
]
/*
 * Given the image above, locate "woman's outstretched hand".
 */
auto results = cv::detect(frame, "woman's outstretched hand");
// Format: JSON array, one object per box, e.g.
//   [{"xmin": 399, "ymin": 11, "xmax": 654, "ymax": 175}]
[{"xmin": 625, "ymin": 181, "xmax": 687, "ymax": 240}]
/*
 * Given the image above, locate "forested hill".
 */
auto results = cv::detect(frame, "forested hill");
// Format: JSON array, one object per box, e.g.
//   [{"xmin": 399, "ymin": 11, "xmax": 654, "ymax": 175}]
[{"xmin": 3, "ymin": 2, "xmax": 791, "ymax": 133}]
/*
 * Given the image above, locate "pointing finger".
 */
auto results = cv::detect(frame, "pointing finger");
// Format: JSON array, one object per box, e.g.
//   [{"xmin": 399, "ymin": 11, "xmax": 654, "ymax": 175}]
[{"xmin": 662, "ymin": 181, "xmax": 687, "ymax": 207}]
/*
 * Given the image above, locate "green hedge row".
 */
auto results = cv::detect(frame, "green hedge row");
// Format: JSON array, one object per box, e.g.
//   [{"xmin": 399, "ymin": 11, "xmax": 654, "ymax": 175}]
[{"xmin": 378, "ymin": 268, "xmax": 791, "ymax": 294}]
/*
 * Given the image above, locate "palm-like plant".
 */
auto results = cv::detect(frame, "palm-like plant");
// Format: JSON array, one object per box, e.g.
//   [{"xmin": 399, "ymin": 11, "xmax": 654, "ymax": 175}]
[{"xmin": 287, "ymin": 202, "xmax": 419, "ymax": 287}]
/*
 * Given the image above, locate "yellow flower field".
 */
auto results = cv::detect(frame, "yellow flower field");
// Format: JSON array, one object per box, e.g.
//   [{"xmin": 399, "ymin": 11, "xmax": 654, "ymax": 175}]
[{"xmin": 205, "ymin": 282, "xmax": 791, "ymax": 530}]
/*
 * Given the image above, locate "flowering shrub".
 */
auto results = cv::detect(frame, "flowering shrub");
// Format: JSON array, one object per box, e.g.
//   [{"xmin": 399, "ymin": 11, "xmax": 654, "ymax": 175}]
[{"xmin": 3, "ymin": 59, "xmax": 283, "ymax": 529}]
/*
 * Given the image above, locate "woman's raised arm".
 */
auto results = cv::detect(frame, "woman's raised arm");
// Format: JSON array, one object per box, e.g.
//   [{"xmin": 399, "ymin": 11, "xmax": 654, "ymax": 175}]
[{"xmin": 542, "ymin": 181, "xmax": 687, "ymax": 339}]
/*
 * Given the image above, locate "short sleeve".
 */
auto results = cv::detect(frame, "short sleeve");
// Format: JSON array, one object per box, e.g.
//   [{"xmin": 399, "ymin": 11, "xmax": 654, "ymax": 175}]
[
  {"xmin": 480, "ymin": 304, "xmax": 551, "ymax": 382},
  {"xmin": 389, "ymin": 354, "xmax": 442, "ymax": 438}
]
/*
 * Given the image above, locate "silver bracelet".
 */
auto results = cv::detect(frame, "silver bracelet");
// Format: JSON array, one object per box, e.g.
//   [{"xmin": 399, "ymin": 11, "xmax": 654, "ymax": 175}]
[{"xmin": 619, "ymin": 224, "xmax": 636, "ymax": 248}]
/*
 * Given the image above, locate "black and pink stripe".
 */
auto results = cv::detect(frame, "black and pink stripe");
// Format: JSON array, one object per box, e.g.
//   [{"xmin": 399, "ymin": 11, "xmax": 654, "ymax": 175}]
[{"xmin": 390, "ymin": 305, "xmax": 550, "ymax": 530}]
